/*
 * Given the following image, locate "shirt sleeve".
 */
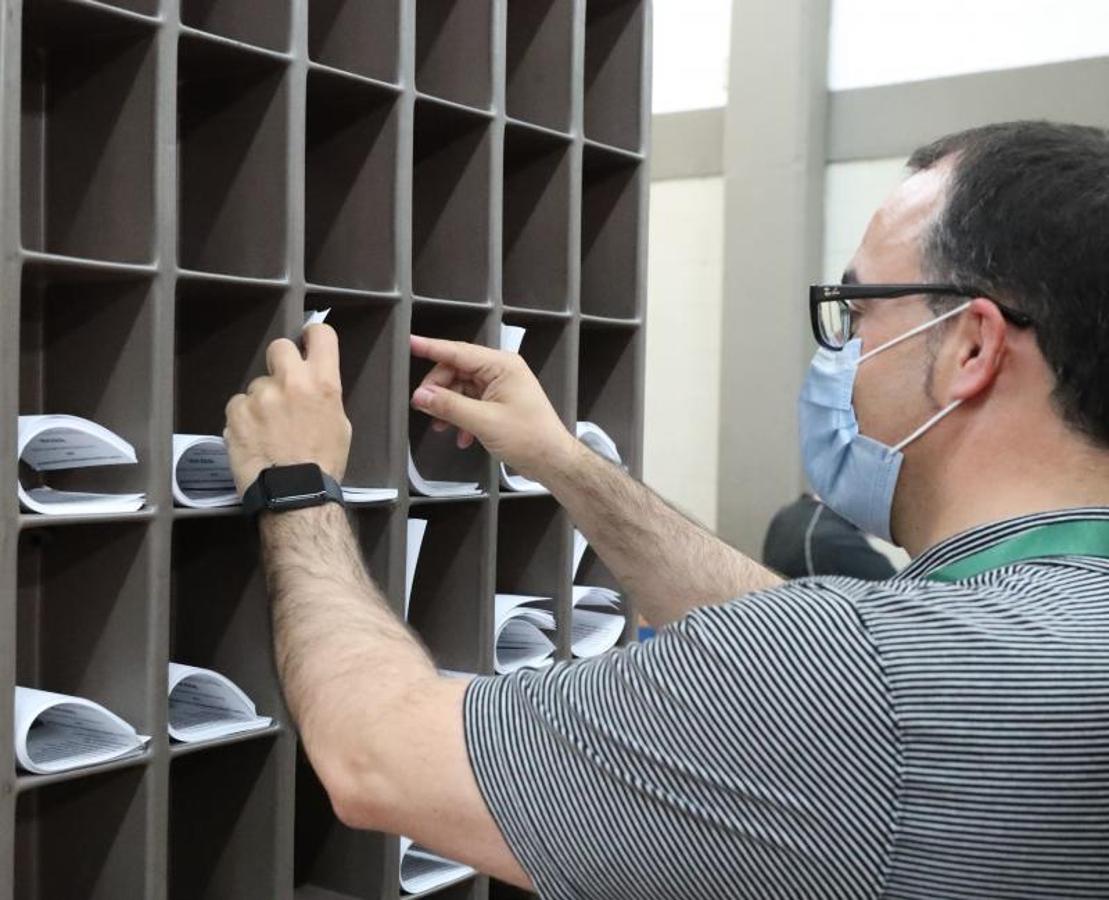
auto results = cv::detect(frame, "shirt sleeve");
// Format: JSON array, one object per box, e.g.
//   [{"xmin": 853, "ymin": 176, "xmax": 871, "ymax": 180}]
[{"xmin": 463, "ymin": 582, "xmax": 902, "ymax": 900}]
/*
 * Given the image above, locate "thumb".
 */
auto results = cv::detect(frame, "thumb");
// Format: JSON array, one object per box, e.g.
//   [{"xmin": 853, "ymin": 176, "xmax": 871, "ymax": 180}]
[{"xmin": 412, "ymin": 385, "xmax": 494, "ymax": 437}]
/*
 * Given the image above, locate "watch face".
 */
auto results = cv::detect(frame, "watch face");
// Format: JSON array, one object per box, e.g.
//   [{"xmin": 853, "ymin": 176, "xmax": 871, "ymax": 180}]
[{"xmin": 261, "ymin": 463, "xmax": 327, "ymax": 504}]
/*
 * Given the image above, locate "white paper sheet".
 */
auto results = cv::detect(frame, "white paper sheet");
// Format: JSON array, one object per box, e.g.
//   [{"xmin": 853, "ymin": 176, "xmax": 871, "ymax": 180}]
[
  {"xmin": 17, "ymin": 415, "xmax": 145, "ymax": 516},
  {"xmin": 172, "ymin": 434, "xmax": 239, "ymax": 508},
  {"xmin": 494, "ymin": 594, "xmax": 556, "ymax": 674},
  {"xmin": 406, "ymin": 447, "xmax": 480, "ymax": 498},
  {"xmin": 405, "ymin": 519, "xmax": 428, "ymax": 620},
  {"xmin": 303, "ymin": 308, "xmax": 332, "ymax": 329},
  {"xmin": 14, "ymin": 686, "xmax": 150, "ymax": 775},
  {"xmin": 496, "ymin": 325, "xmax": 548, "ymax": 493},
  {"xmin": 575, "ymin": 420, "xmax": 622, "ymax": 466},
  {"xmin": 573, "ymin": 529, "xmax": 589, "ymax": 578},
  {"xmin": 167, "ymin": 663, "xmax": 271, "ymax": 743},
  {"xmin": 399, "ymin": 837, "xmax": 475, "ymax": 895},
  {"xmin": 570, "ymin": 586, "xmax": 625, "ymax": 658}
]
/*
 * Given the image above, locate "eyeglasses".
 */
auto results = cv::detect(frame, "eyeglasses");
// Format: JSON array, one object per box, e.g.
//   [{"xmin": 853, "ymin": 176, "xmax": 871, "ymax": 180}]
[{"xmin": 809, "ymin": 283, "xmax": 1035, "ymax": 351}]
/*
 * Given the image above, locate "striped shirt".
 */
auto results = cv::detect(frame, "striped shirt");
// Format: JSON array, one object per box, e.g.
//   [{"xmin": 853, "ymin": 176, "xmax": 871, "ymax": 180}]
[{"xmin": 463, "ymin": 509, "xmax": 1109, "ymax": 899}]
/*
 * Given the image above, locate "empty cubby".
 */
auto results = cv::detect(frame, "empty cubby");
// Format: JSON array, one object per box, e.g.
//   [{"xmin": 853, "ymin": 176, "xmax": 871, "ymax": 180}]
[
  {"xmin": 174, "ymin": 280, "xmax": 287, "ymax": 435},
  {"xmin": 497, "ymin": 495, "xmax": 565, "ymax": 598},
  {"xmin": 169, "ymin": 736, "xmax": 283, "ymax": 900},
  {"xmin": 15, "ymin": 765, "xmax": 149, "ymax": 899},
  {"xmin": 577, "ymin": 323, "xmax": 640, "ymax": 472},
  {"xmin": 180, "ymin": 0, "xmax": 290, "ymax": 53},
  {"xmin": 306, "ymin": 70, "xmax": 399, "ymax": 292},
  {"xmin": 581, "ymin": 144, "xmax": 642, "ymax": 319},
  {"xmin": 308, "ymin": 0, "xmax": 400, "ymax": 83},
  {"xmin": 177, "ymin": 34, "xmax": 289, "ymax": 278},
  {"xmin": 17, "ymin": 521, "xmax": 153, "ymax": 738},
  {"xmin": 295, "ymin": 745, "xmax": 392, "ymax": 897},
  {"xmin": 20, "ymin": 0, "xmax": 156, "ymax": 262},
  {"xmin": 304, "ymin": 294, "xmax": 400, "ymax": 492},
  {"xmin": 506, "ymin": 0, "xmax": 573, "ymax": 132},
  {"xmin": 415, "ymin": 0, "xmax": 492, "ymax": 110},
  {"xmin": 409, "ymin": 304, "xmax": 493, "ymax": 492},
  {"xmin": 408, "ymin": 501, "xmax": 491, "ymax": 674},
  {"xmin": 19, "ymin": 268, "xmax": 154, "ymax": 498},
  {"xmin": 171, "ymin": 516, "xmax": 281, "ymax": 715},
  {"xmin": 584, "ymin": 0, "xmax": 645, "ymax": 152},
  {"xmin": 503, "ymin": 125, "xmax": 572, "ymax": 312},
  {"xmin": 413, "ymin": 101, "xmax": 492, "ymax": 303}
]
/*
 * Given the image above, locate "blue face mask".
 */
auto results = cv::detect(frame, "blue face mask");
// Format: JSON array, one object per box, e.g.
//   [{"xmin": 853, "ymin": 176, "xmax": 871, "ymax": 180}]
[{"xmin": 798, "ymin": 303, "xmax": 970, "ymax": 543}]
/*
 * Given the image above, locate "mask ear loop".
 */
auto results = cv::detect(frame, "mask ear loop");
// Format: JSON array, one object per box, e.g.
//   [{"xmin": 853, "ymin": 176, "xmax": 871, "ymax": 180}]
[
  {"xmin": 857, "ymin": 301, "xmax": 972, "ymax": 365},
  {"xmin": 892, "ymin": 399, "xmax": 962, "ymax": 452}
]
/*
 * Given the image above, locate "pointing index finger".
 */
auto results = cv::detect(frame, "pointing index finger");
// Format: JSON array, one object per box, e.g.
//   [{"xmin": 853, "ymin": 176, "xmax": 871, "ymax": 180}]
[{"xmin": 410, "ymin": 335, "xmax": 503, "ymax": 378}]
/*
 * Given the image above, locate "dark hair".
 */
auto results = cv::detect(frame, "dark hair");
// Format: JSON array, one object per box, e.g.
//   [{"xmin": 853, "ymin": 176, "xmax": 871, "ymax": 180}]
[{"xmin": 908, "ymin": 120, "xmax": 1109, "ymax": 447}]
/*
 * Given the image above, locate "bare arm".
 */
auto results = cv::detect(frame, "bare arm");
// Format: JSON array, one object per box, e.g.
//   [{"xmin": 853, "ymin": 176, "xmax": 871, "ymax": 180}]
[
  {"xmin": 224, "ymin": 325, "xmax": 531, "ymax": 889},
  {"xmin": 410, "ymin": 337, "xmax": 782, "ymax": 627}
]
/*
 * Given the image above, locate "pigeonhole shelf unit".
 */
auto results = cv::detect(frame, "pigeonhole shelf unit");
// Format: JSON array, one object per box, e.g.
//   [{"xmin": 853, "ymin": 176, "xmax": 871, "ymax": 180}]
[{"xmin": 0, "ymin": 0, "xmax": 651, "ymax": 897}]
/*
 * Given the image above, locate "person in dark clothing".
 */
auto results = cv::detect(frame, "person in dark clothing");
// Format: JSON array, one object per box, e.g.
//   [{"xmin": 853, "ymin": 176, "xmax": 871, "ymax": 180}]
[{"xmin": 763, "ymin": 494, "xmax": 896, "ymax": 580}]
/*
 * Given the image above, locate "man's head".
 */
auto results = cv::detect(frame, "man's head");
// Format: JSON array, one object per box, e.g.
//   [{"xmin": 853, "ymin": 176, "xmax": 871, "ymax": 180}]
[{"xmin": 841, "ymin": 121, "xmax": 1109, "ymax": 549}]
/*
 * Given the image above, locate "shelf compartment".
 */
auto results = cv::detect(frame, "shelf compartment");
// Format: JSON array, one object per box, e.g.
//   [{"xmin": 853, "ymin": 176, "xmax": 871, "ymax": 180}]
[
  {"xmin": 169, "ymin": 735, "xmax": 283, "ymax": 899},
  {"xmin": 581, "ymin": 144, "xmax": 642, "ymax": 320},
  {"xmin": 174, "ymin": 280, "xmax": 287, "ymax": 435},
  {"xmin": 496, "ymin": 495, "xmax": 565, "ymax": 597},
  {"xmin": 19, "ymin": 269, "xmax": 154, "ymax": 499},
  {"xmin": 501, "ymin": 313, "xmax": 572, "ymax": 426},
  {"xmin": 308, "ymin": 0, "xmax": 399, "ymax": 83},
  {"xmin": 583, "ymin": 0, "xmax": 645, "ymax": 152},
  {"xmin": 306, "ymin": 71, "xmax": 399, "ymax": 293},
  {"xmin": 413, "ymin": 101, "xmax": 492, "ymax": 303},
  {"xmin": 408, "ymin": 501, "xmax": 490, "ymax": 673},
  {"xmin": 577, "ymin": 323, "xmax": 639, "ymax": 471},
  {"xmin": 506, "ymin": 0, "xmax": 573, "ymax": 132},
  {"xmin": 171, "ymin": 516, "xmax": 281, "ymax": 715},
  {"xmin": 409, "ymin": 305, "xmax": 492, "ymax": 491},
  {"xmin": 21, "ymin": 0, "xmax": 157, "ymax": 263},
  {"xmin": 503, "ymin": 125, "xmax": 571, "ymax": 312},
  {"xmin": 415, "ymin": 0, "xmax": 492, "ymax": 110},
  {"xmin": 295, "ymin": 745, "xmax": 391, "ymax": 897},
  {"xmin": 17, "ymin": 521, "xmax": 153, "ymax": 740},
  {"xmin": 15, "ymin": 766, "xmax": 148, "ymax": 899},
  {"xmin": 181, "ymin": 0, "xmax": 290, "ymax": 52},
  {"xmin": 178, "ymin": 34, "xmax": 289, "ymax": 278}
]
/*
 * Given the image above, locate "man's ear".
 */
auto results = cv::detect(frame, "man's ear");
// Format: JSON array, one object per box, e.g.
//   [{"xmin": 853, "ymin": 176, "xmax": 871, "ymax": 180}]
[{"xmin": 947, "ymin": 297, "xmax": 1007, "ymax": 402}]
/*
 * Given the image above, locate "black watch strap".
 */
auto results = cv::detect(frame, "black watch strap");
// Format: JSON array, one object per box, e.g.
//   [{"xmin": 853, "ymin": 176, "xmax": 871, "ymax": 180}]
[{"xmin": 241, "ymin": 463, "xmax": 345, "ymax": 517}]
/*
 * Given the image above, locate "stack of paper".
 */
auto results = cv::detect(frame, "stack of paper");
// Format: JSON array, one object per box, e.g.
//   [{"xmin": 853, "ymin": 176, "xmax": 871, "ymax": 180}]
[
  {"xmin": 14, "ymin": 686, "xmax": 150, "ymax": 775},
  {"xmin": 17, "ymin": 414, "xmax": 145, "ymax": 515},
  {"xmin": 399, "ymin": 837, "xmax": 475, "ymax": 895},
  {"xmin": 494, "ymin": 594, "xmax": 556, "ymax": 674},
  {"xmin": 172, "ymin": 434, "xmax": 396, "ymax": 508},
  {"xmin": 576, "ymin": 420, "xmax": 622, "ymax": 466},
  {"xmin": 570, "ymin": 530, "xmax": 626, "ymax": 659},
  {"xmin": 407, "ymin": 447, "xmax": 480, "ymax": 497},
  {"xmin": 168, "ymin": 663, "xmax": 272, "ymax": 743}
]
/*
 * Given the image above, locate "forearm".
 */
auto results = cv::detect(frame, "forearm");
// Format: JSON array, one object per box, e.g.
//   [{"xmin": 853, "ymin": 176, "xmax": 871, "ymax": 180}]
[
  {"xmin": 542, "ymin": 440, "xmax": 783, "ymax": 627},
  {"xmin": 258, "ymin": 504, "xmax": 437, "ymax": 798}
]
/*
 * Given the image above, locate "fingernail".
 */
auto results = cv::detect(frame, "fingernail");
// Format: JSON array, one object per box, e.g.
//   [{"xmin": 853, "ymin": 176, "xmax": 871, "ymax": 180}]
[{"xmin": 413, "ymin": 387, "xmax": 435, "ymax": 407}]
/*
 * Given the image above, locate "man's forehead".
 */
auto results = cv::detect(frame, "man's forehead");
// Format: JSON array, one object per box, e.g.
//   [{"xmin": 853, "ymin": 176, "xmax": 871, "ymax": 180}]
[{"xmin": 847, "ymin": 162, "xmax": 952, "ymax": 283}]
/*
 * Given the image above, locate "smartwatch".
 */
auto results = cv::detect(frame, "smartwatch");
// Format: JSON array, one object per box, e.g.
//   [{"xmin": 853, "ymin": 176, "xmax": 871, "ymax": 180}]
[{"xmin": 241, "ymin": 463, "xmax": 345, "ymax": 517}]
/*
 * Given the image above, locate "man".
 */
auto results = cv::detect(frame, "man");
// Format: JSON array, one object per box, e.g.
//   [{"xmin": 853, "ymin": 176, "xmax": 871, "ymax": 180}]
[{"xmin": 224, "ymin": 121, "xmax": 1109, "ymax": 898}]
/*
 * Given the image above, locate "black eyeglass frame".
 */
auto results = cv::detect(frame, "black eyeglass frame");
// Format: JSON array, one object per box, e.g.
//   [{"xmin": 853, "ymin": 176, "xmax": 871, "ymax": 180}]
[{"xmin": 809, "ymin": 283, "xmax": 1035, "ymax": 351}]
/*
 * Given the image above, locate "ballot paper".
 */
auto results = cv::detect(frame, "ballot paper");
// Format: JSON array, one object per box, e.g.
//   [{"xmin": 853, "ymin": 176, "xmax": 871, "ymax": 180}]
[
  {"xmin": 494, "ymin": 594, "xmax": 556, "ymax": 674},
  {"xmin": 399, "ymin": 836, "xmax": 475, "ymax": 895},
  {"xmin": 406, "ymin": 447, "xmax": 480, "ymax": 498},
  {"xmin": 172, "ymin": 434, "xmax": 238, "ymax": 508},
  {"xmin": 576, "ymin": 420, "xmax": 622, "ymax": 466},
  {"xmin": 573, "ymin": 529, "xmax": 589, "ymax": 578},
  {"xmin": 405, "ymin": 518, "xmax": 428, "ymax": 620},
  {"xmin": 172, "ymin": 434, "xmax": 397, "ymax": 508},
  {"xmin": 303, "ymin": 308, "xmax": 332, "ymax": 328},
  {"xmin": 14, "ymin": 686, "xmax": 150, "ymax": 775},
  {"xmin": 497, "ymin": 325, "xmax": 548, "ymax": 493},
  {"xmin": 168, "ymin": 663, "xmax": 272, "ymax": 743},
  {"xmin": 570, "ymin": 586, "xmax": 625, "ymax": 658},
  {"xmin": 17, "ymin": 415, "xmax": 145, "ymax": 515}
]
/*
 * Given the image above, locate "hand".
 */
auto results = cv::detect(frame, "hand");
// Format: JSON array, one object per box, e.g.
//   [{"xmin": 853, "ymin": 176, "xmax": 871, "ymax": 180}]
[
  {"xmin": 409, "ymin": 335, "xmax": 577, "ymax": 481},
  {"xmin": 224, "ymin": 324, "xmax": 352, "ymax": 494}
]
